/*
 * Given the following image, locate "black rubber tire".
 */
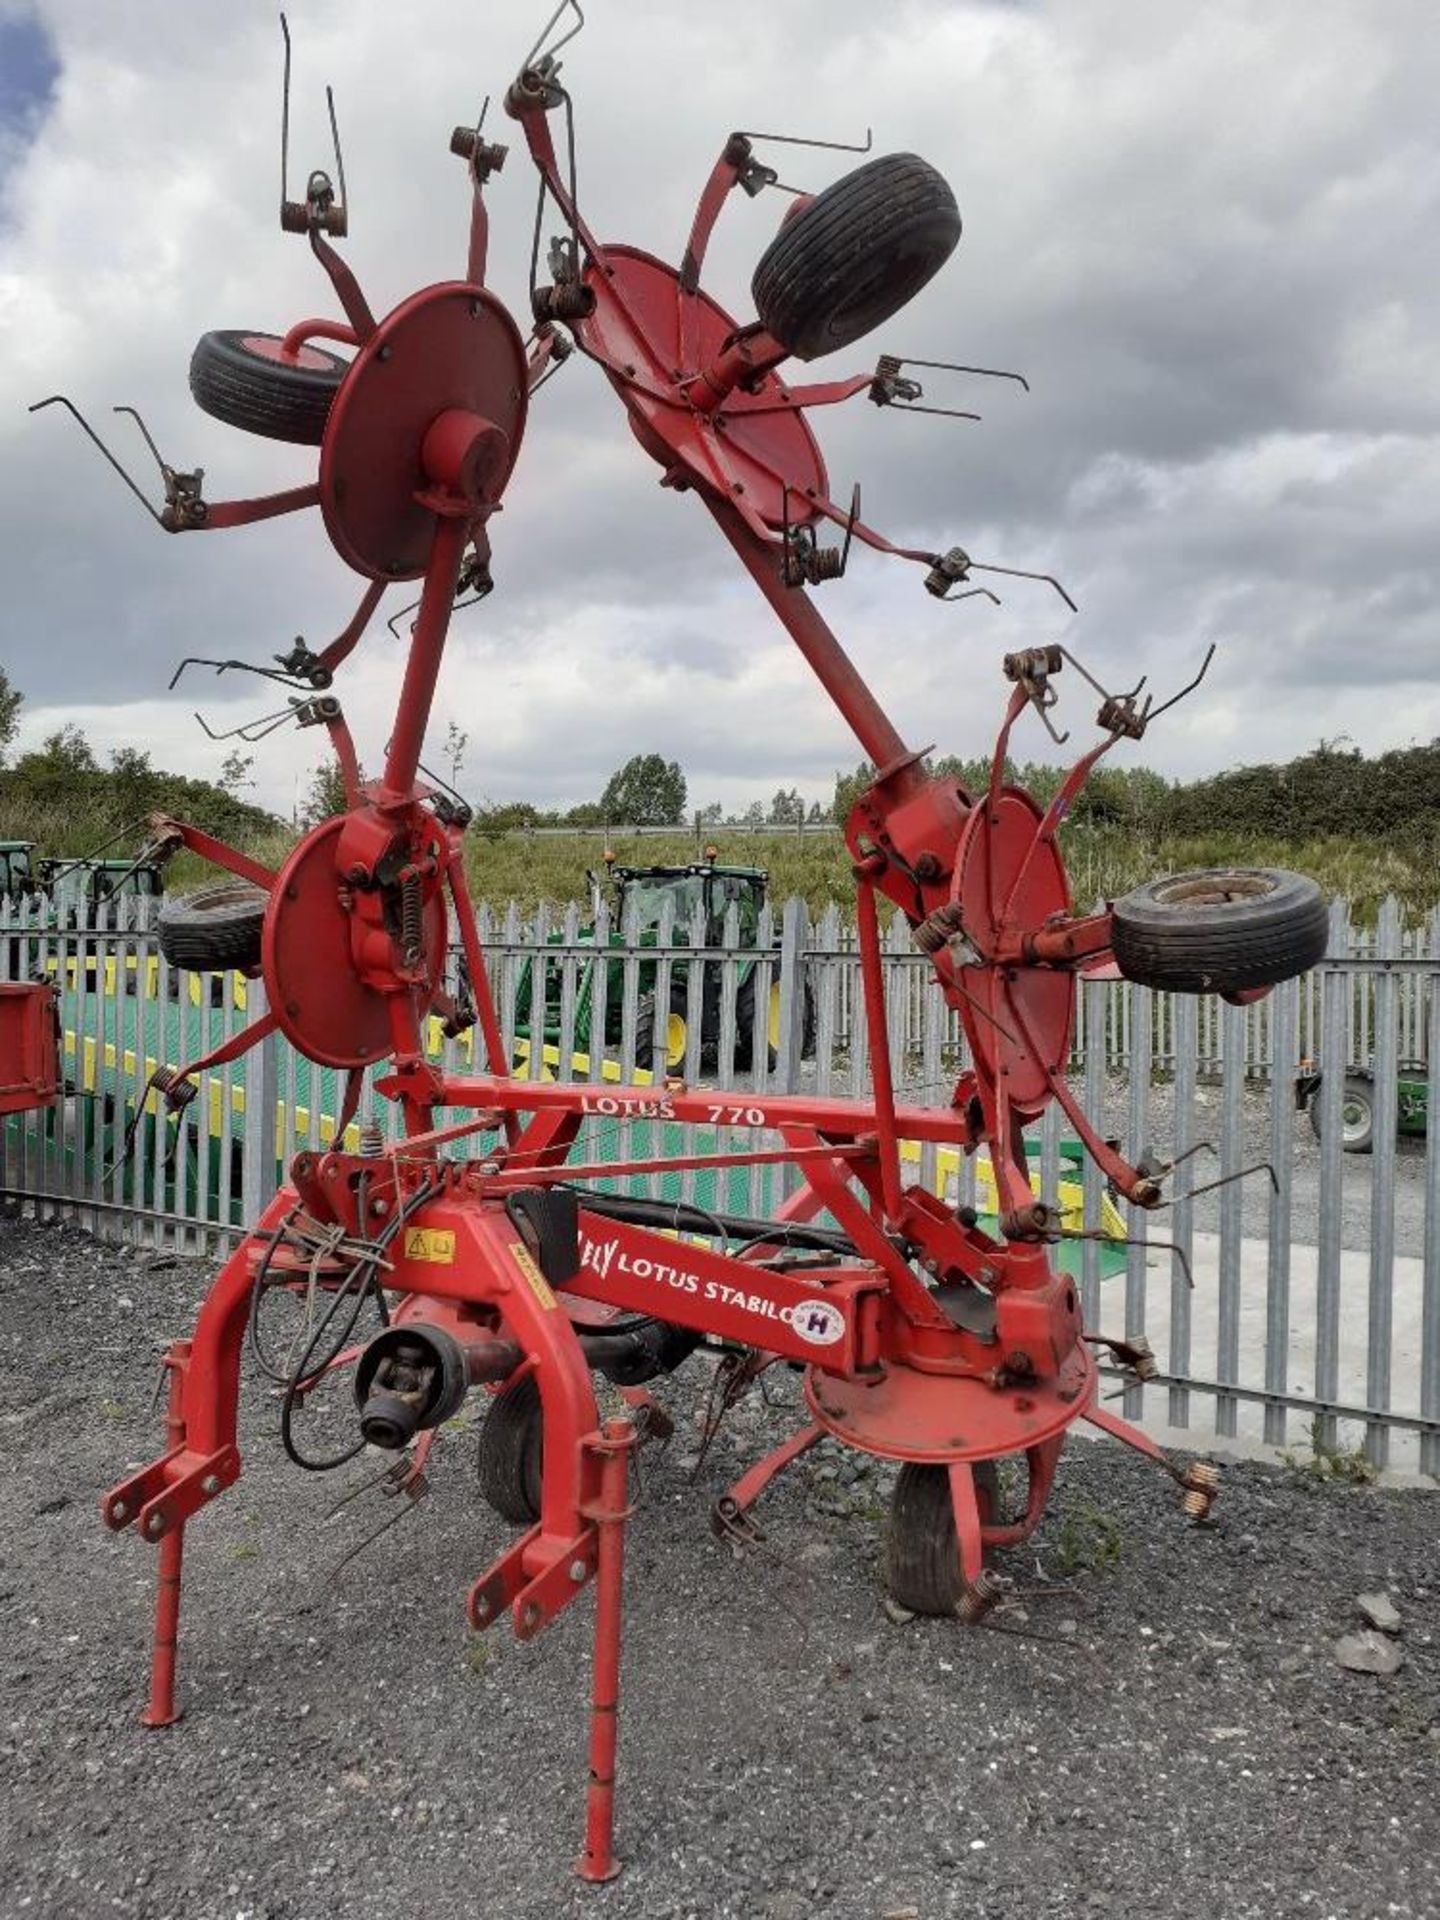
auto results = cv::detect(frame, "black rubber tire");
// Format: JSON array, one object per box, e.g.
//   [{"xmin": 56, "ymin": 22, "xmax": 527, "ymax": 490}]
[
  {"xmin": 477, "ymin": 1374, "xmax": 543, "ymax": 1526},
  {"xmin": 189, "ymin": 329, "xmax": 347, "ymax": 445},
  {"xmin": 733, "ymin": 969, "xmax": 775, "ymax": 1072},
  {"xmin": 1110, "ymin": 868, "xmax": 1328, "ymax": 996},
  {"xmin": 751, "ymin": 152, "xmax": 961, "ymax": 362},
  {"xmin": 157, "ymin": 883, "xmax": 266, "ymax": 973},
  {"xmin": 1308, "ymin": 1072, "xmax": 1376, "ymax": 1155},
  {"xmin": 884, "ymin": 1459, "xmax": 1000, "ymax": 1617}
]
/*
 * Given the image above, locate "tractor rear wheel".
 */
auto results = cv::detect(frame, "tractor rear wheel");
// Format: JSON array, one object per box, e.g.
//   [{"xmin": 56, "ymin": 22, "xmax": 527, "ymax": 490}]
[
  {"xmin": 751, "ymin": 152, "xmax": 961, "ymax": 362},
  {"xmin": 884, "ymin": 1459, "xmax": 1001, "ymax": 1617},
  {"xmin": 477, "ymin": 1373, "xmax": 543, "ymax": 1526},
  {"xmin": 189, "ymin": 329, "xmax": 347, "ymax": 445},
  {"xmin": 634, "ymin": 987, "xmax": 689, "ymax": 1075},
  {"xmin": 1111, "ymin": 868, "xmax": 1327, "ymax": 996},
  {"xmin": 157, "ymin": 883, "xmax": 267, "ymax": 973},
  {"xmin": 1308, "ymin": 1072, "xmax": 1377, "ymax": 1154}
]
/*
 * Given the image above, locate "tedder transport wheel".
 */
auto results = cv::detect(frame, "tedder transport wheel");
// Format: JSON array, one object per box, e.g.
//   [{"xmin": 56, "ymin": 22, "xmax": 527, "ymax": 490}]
[
  {"xmin": 477, "ymin": 1373, "xmax": 543, "ymax": 1526},
  {"xmin": 1308, "ymin": 1072, "xmax": 1377, "ymax": 1155},
  {"xmin": 1110, "ymin": 868, "xmax": 1328, "ymax": 996},
  {"xmin": 157, "ymin": 883, "xmax": 266, "ymax": 973},
  {"xmin": 884, "ymin": 1459, "xmax": 1001, "ymax": 1617},
  {"xmin": 189, "ymin": 330, "xmax": 348, "ymax": 445},
  {"xmin": 751, "ymin": 152, "xmax": 961, "ymax": 362}
]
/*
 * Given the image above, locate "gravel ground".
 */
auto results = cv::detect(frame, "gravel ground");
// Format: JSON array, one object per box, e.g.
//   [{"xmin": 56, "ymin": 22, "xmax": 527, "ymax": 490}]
[{"xmin": 4, "ymin": 1216, "xmax": 1439, "ymax": 1920}]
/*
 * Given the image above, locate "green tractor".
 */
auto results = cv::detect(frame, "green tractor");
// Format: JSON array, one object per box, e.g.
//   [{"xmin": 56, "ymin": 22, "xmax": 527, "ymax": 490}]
[
  {"xmin": 514, "ymin": 853, "xmax": 810, "ymax": 1075},
  {"xmin": 0, "ymin": 842, "xmax": 164, "ymax": 928},
  {"xmin": 1295, "ymin": 1058, "xmax": 1429, "ymax": 1154}
]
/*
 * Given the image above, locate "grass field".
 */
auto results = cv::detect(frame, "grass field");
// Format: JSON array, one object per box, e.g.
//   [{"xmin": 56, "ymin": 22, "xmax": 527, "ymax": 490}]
[{"xmin": 452, "ymin": 824, "xmax": 1437, "ymax": 921}]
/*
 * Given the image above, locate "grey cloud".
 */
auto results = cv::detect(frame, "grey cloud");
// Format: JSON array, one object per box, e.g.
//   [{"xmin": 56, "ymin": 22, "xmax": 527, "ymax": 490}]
[{"xmin": 4, "ymin": 0, "xmax": 1438, "ymax": 816}]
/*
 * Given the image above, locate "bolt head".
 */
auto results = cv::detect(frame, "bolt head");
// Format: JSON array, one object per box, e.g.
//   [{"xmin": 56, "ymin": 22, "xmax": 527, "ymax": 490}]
[
  {"xmin": 143, "ymin": 1511, "xmax": 166, "ymax": 1539},
  {"xmin": 568, "ymin": 1559, "xmax": 588, "ymax": 1583},
  {"xmin": 200, "ymin": 1474, "xmax": 221, "ymax": 1496}
]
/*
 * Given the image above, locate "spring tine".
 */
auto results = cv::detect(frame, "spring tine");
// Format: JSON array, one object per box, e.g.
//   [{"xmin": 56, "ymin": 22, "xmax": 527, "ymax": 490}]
[
  {"xmin": 900, "ymin": 358, "xmax": 1030, "ymax": 393},
  {"xmin": 1170, "ymin": 1157, "xmax": 1280, "ymax": 1206},
  {"xmin": 28, "ymin": 395, "xmax": 166, "ymax": 526},
  {"xmin": 890, "ymin": 401, "xmax": 983, "ymax": 421},
  {"xmin": 387, "ymin": 596, "xmax": 420, "ymax": 640},
  {"xmin": 839, "ymin": 483, "xmax": 860, "ymax": 578},
  {"xmin": 735, "ymin": 124, "xmax": 872, "ymax": 155},
  {"xmin": 322, "ymin": 1457, "xmax": 399, "ymax": 1522},
  {"xmin": 1145, "ymin": 642, "xmax": 1217, "ymax": 724},
  {"xmin": 326, "ymin": 83, "xmax": 347, "ymax": 221},
  {"xmin": 521, "ymin": 0, "xmax": 585, "ymax": 73},
  {"xmin": 192, "ymin": 700, "xmax": 297, "ymax": 743},
  {"xmin": 280, "ymin": 12, "xmax": 293, "ymax": 214},
  {"xmin": 324, "ymin": 1479, "xmax": 428, "ymax": 1583},
  {"xmin": 112, "ymin": 404, "xmax": 172, "ymax": 483},
  {"xmin": 970, "ymin": 560, "xmax": 1078, "ymax": 614}
]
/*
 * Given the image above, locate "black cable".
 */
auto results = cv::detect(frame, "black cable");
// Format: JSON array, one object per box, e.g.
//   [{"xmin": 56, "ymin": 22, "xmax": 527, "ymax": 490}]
[{"xmin": 278, "ymin": 1180, "xmax": 438, "ymax": 1473}]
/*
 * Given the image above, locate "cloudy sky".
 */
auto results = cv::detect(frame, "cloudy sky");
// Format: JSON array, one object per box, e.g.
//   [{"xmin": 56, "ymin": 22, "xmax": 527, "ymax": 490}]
[{"xmin": 3, "ymin": 0, "xmax": 1438, "ymax": 819}]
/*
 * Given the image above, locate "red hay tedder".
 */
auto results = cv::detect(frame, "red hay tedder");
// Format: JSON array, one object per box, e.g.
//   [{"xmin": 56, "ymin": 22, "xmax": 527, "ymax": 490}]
[{"xmin": 34, "ymin": 4, "xmax": 1329, "ymax": 1883}]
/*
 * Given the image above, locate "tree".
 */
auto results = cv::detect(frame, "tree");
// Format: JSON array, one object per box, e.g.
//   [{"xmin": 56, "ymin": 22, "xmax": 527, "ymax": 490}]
[
  {"xmin": 0, "ymin": 667, "xmax": 21, "ymax": 767},
  {"xmin": 8, "ymin": 725, "xmax": 98, "ymax": 806},
  {"xmin": 599, "ymin": 753, "xmax": 686, "ymax": 826},
  {"xmin": 832, "ymin": 760, "xmax": 876, "ymax": 822},
  {"xmin": 109, "ymin": 747, "xmax": 161, "ymax": 819},
  {"xmin": 219, "ymin": 749, "xmax": 255, "ymax": 792},
  {"xmin": 769, "ymin": 787, "xmax": 805, "ymax": 827},
  {"xmin": 302, "ymin": 756, "xmax": 350, "ymax": 825},
  {"xmin": 695, "ymin": 801, "xmax": 724, "ymax": 828},
  {"xmin": 443, "ymin": 719, "xmax": 469, "ymax": 788}
]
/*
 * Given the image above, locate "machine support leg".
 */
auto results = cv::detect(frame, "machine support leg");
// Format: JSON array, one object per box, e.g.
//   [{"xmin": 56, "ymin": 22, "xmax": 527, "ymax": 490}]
[
  {"xmin": 946, "ymin": 1458, "xmax": 987, "ymax": 1587},
  {"xmin": 141, "ymin": 1341, "xmax": 190, "ymax": 1729},
  {"xmin": 575, "ymin": 1418, "xmax": 636, "ymax": 1885}
]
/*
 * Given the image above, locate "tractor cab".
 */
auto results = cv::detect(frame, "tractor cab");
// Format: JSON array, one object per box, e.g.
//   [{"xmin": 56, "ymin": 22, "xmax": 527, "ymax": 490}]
[
  {"xmin": 39, "ymin": 856, "xmax": 164, "ymax": 929},
  {"xmin": 608, "ymin": 855, "xmax": 767, "ymax": 946},
  {"xmin": 0, "ymin": 841, "xmax": 39, "ymax": 901}
]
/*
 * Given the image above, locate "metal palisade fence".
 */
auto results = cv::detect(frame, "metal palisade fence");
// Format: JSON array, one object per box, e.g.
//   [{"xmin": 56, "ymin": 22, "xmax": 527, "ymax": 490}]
[{"xmin": 1, "ymin": 890, "xmax": 1436, "ymax": 1474}]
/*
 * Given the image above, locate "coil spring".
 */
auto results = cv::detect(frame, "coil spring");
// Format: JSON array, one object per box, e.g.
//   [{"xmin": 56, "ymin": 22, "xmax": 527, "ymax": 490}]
[
  {"xmin": 151, "ymin": 1065, "xmax": 198, "ymax": 1112},
  {"xmin": 958, "ymin": 1566, "xmax": 1004, "ymax": 1625},
  {"xmin": 358, "ymin": 1119, "xmax": 384, "ymax": 1157},
  {"xmin": 785, "ymin": 539, "xmax": 845, "ymax": 587},
  {"xmin": 400, "ymin": 873, "xmax": 423, "ymax": 964}
]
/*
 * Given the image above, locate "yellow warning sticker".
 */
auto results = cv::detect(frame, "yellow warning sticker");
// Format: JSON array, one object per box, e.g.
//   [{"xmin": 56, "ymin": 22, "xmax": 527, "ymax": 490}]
[
  {"xmin": 510, "ymin": 1241, "xmax": 557, "ymax": 1311},
  {"xmin": 404, "ymin": 1227, "xmax": 456, "ymax": 1264}
]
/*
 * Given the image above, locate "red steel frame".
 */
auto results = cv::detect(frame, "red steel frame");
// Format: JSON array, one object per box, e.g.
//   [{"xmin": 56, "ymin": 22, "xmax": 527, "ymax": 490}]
[{"xmin": 61, "ymin": 26, "xmax": 1222, "ymax": 1886}]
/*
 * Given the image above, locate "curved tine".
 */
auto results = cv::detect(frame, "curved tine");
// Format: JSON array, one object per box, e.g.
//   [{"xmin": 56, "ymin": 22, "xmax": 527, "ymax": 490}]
[
  {"xmin": 326, "ymin": 84, "xmax": 347, "ymax": 215},
  {"xmin": 279, "ymin": 12, "xmax": 292, "ymax": 211},
  {"xmin": 169, "ymin": 656, "xmax": 237, "ymax": 692},
  {"xmin": 942, "ymin": 584, "xmax": 1002, "ymax": 607},
  {"xmin": 839, "ymin": 482, "xmax": 860, "ymax": 576},
  {"xmin": 734, "ymin": 124, "xmax": 873, "ymax": 155},
  {"xmin": 28, "ymin": 395, "xmax": 165, "ymax": 525},
  {"xmin": 386, "ymin": 595, "xmax": 421, "ymax": 641},
  {"xmin": 902, "ymin": 359, "xmax": 1030, "ymax": 393},
  {"xmin": 972, "ymin": 561, "xmax": 1078, "ymax": 614},
  {"xmin": 1147, "ymin": 642, "xmax": 1217, "ymax": 723},
  {"xmin": 1056, "ymin": 646, "xmax": 1109, "ymax": 699},
  {"xmin": 113, "ymin": 405, "xmax": 169, "ymax": 479},
  {"xmin": 1032, "ymin": 702, "xmax": 1070, "ymax": 748},
  {"xmin": 891, "ymin": 400, "xmax": 982, "ymax": 422},
  {"xmin": 521, "ymin": 0, "xmax": 584, "ymax": 73}
]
